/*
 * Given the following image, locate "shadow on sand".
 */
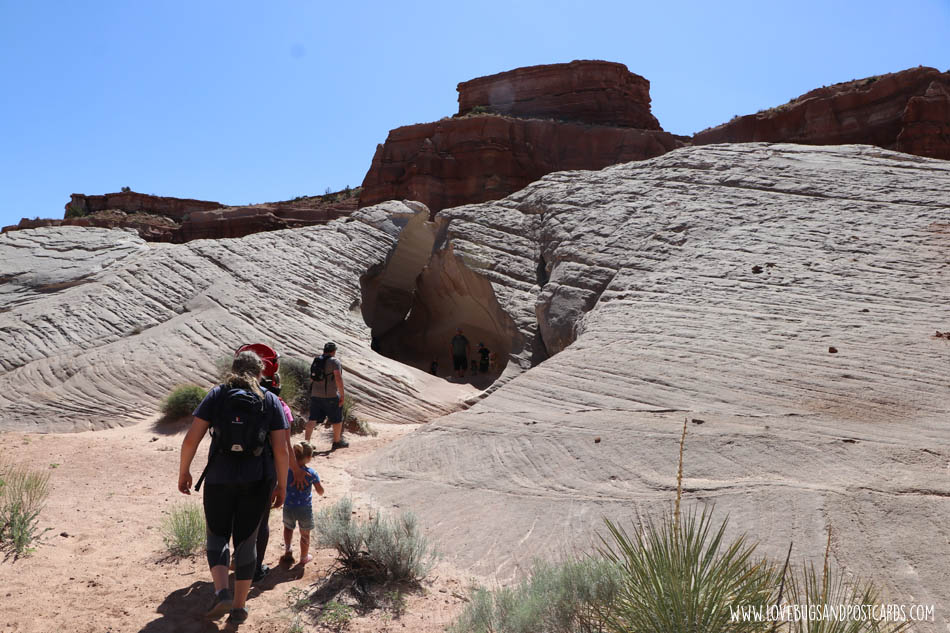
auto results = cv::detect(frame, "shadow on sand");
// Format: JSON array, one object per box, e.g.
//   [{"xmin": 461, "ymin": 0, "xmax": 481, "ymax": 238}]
[{"xmin": 139, "ymin": 563, "xmax": 304, "ymax": 632}]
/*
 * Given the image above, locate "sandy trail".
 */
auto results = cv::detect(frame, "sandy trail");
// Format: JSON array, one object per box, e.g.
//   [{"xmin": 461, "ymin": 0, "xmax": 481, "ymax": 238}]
[{"xmin": 0, "ymin": 381, "xmax": 480, "ymax": 633}]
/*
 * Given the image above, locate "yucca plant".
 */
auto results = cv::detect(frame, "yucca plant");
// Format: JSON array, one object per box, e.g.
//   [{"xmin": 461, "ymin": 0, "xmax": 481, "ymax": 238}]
[
  {"xmin": 782, "ymin": 561, "xmax": 911, "ymax": 633},
  {"xmin": 599, "ymin": 507, "xmax": 777, "ymax": 633}
]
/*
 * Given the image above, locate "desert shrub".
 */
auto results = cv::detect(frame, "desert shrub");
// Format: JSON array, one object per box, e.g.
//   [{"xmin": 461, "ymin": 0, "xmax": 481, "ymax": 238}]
[
  {"xmin": 161, "ymin": 384, "xmax": 207, "ymax": 420},
  {"xmin": 316, "ymin": 497, "xmax": 437, "ymax": 583},
  {"xmin": 64, "ymin": 202, "xmax": 85, "ymax": 218},
  {"xmin": 450, "ymin": 556, "xmax": 621, "ymax": 633},
  {"xmin": 319, "ymin": 600, "xmax": 354, "ymax": 631},
  {"xmin": 783, "ymin": 561, "xmax": 910, "ymax": 633},
  {"xmin": 342, "ymin": 395, "xmax": 376, "ymax": 437},
  {"xmin": 214, "ymin": 355, "xmax": 232, "ymax": 381},
  {"xmin": 279, "ymin": 357, "xmax": 311, "ymax": 414},
  {"xmin": 161, "ymin": 501, "xmax": 205, "ymax": 556},
  {"xmin": 364, "ymin": 511, "xmax": 436, "ymax": 582},
  {"xmin": 316, "ymin": 497, "xmax": 365, "ymax": 564},
  {"xmin": 599, "ymin": 507, "xmax": 777, "ymax": 633},
  {"xmin": 0, "ymin": 460, "xmax": 52, "ymax": 557}
]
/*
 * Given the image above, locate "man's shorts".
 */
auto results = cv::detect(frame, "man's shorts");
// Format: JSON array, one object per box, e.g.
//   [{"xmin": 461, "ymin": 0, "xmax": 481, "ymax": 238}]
[
  {"xmin": 309, "ymin": 396, "xmax": 342, "ymax": 424},
  {"xmin": 453, "ymin": 355, "xmax": 467, "ymax": 371},
  {"xmin": 283, "ymin": 505, "xmax": 315, "ymax": 531}
]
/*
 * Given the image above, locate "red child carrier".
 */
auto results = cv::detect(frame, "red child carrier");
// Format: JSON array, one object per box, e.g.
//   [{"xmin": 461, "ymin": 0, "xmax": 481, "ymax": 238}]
[{"xmin": 235, "ymin": 343, "xmax": 279, "ymax": 377}]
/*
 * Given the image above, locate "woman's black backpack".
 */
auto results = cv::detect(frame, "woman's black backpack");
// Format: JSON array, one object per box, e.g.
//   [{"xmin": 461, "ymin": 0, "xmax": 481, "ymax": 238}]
[
  {"xmin": 211, "ymin": 387, "xmax": 269, "ymax": 458},
  {"xmin": 195, "ymin": 387, "xmax": 269, "ymax": 490}
]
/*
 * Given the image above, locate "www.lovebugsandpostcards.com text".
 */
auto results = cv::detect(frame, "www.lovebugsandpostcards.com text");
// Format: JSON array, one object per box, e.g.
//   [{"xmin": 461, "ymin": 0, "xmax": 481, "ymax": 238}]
[{"xmin": 730, "ymin": 603, "xmax": 935, "ymax": 623}]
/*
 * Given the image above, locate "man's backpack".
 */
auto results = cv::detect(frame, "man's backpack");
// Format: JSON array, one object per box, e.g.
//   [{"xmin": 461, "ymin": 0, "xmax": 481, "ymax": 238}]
[
  {"xmin": 194, "ymin": 387, "xmax": 270, "ymax": 491},
  {"xmin": 310, "ymin": 355, "xmax": 329, "ymax": 382}
]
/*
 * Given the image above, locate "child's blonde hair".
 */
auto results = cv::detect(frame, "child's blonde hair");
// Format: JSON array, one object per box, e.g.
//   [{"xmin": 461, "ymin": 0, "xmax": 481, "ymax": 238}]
[{"xmin": 293, "ymin": 441, "xmax": 314, "ymax": 462}]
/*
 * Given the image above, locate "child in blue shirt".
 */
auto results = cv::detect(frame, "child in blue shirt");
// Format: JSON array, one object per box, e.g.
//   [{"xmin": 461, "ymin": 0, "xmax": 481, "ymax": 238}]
[{"xmin": 281, "ymin": 442, "xmax": 324, "ymax": 565}]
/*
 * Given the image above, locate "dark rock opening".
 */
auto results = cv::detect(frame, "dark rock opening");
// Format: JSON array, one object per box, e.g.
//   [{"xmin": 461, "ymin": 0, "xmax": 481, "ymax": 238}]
[{"xmin": 360, "ymin": 210, "xmax": 518, "ymax": 382}]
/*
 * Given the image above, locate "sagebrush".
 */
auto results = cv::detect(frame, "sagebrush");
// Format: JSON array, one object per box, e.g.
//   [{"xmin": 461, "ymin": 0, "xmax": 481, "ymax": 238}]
[
  {"xmin": 0, "ymin": 460, "xmax": 51, "ymax": 558},
  {"xmin": 279, "ymin": 357, "xmax": 311, "ymax": 414},
  {"xmin": 161, "ymin": 501, "xmax": 205, "ymax": 556},
  {"xmin": 316, "ymin": 497, "xmax": 436, "ymax": 582},
  {"xmin": 450, "ymin": 556, "xmax": 621, "ymax": 633},
  {"xmin": 161, "ymin": 384, "xmax": 207, "ymax": 420}
]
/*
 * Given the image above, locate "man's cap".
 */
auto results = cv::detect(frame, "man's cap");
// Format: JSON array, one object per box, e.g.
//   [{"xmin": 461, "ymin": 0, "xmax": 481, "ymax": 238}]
[{"xmin": 324, "ymin": 341, "xmax": 338, "ymax": 353}]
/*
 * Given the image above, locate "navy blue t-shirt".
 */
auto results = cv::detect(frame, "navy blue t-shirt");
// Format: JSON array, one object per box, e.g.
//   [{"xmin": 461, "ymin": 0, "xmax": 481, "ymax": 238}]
[{"xmin": 193, "ymin": 385, "xmax": 288, "ymax": 485}]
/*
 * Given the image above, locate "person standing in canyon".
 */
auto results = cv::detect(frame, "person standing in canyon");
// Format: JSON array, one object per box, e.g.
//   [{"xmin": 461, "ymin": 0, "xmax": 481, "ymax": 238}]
[{"xmin": 450, "ymin": 328, "xmax": 470, "ymax": 379}]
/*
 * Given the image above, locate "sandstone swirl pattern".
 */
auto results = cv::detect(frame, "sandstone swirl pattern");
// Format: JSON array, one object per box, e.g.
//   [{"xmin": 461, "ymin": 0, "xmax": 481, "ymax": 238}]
[
  {"xmin": 356, "ymin": 144, "xmax": 950, "ymax": 629},
  {"xmin": 0, "ymin": 211, "xmax": 462, "ymax": 431}
]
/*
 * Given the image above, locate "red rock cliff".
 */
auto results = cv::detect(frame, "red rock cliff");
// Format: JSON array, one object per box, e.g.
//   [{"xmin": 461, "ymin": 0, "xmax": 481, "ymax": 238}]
[
  {"xmin": 361, "ymin": 61, "xmax": 679, "ymax": 213},
  {"xmin": 360, "ymin": 116, "xmax": 679, "ymax": 214},
  {"xmin": 457, "ymin": 60, "xmax": 660, "ymax": 129},
  {"xmin": 693, "ymin": 66, "xmax": 950, "ymax": 160},
  {"xmin": 3, "ymin": 191, "xmax": 358, "ymax": 242},
  {"xmin": 66, "ymin": 192, "xmax": 224, "ymax": 220}
]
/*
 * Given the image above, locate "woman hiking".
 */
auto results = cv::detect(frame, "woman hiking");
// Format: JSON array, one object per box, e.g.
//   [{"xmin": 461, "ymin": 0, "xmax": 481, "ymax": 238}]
[{"xmin": 177, "ymin": 349, "xmax": 289, "ymax": 624}]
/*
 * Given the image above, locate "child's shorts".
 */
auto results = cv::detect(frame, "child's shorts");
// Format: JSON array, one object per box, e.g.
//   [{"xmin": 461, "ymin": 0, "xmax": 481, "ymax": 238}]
[{"xmin": 283, "ymin": 505, "xmax": 315, "ymax": 531}]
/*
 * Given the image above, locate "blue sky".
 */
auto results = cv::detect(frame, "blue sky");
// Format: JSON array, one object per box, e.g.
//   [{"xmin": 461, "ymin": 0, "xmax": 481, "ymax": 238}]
[{"xmin": 2, "ymin": 0, "xmax": 948, "ymax": 227}]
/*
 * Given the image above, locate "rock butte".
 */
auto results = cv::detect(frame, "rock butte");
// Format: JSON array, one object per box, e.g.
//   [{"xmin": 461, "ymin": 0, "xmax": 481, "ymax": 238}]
[
  {"xmin": 359, "ymin": 60, "xmax": 682, "ymax": 213},
  {"xmin": 2, "ymin": 144, "xmax": 949, "ymax": 630}
]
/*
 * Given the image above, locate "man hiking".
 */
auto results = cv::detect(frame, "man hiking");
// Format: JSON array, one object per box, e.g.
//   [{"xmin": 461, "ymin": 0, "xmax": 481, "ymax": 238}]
[
  {"xmin": 306, "ymin": 341, "xmax": 348, "ymax": 450},
  {"xmin": 450, "ymin": 328, "xmax": 470, "ymax": 379}
]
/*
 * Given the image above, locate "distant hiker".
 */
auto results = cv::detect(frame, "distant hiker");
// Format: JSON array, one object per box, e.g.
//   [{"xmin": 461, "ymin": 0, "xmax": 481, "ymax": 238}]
[
  {"xmin": 489, "ymin": 350, "xmax": 498, "ymax": 372},
  {"xmin": 239, "ymin": 345, "xmax": 308, "ymax": 584},
  {"xmin": 306, "ymin": 341, "xmax": 348, "ymax": 450},
  {"xmin": 430, "ymin": 359, "xmax": 439, "ymax": 375},
  {"xmin": 281, "ymin": 441, "xmax": 325, "ymax": 565},
  {"xmin": 477, "ymin": 342, "xmax": 491, "ymax": 373},
  {"xmin": 450, "ymin": 328, "xmax": 470, "ymax": 378},
  {"xmin": 177, "ymin": 349, "xmax": 289, "ymax": 624}
]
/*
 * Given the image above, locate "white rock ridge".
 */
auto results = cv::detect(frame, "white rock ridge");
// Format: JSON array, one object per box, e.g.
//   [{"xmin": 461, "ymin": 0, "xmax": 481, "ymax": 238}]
[{"xmin": 355, "ymin": 144, "xmax": 950, "ymax": 629}]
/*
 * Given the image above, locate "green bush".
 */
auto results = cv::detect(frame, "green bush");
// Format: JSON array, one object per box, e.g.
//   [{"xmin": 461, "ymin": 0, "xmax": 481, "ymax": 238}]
[
  {"xmin": 64, "ymin": 202, "xmax": 86, "ymax": 218},
  {"xmin": 599, "ymin": 507, "xmax": 777, "ymax": 633},
  {"xmin": 342, "ymin": 395, "xmax": 376, "ymax": 437},
  {"xmin": 161, "ymin": 384, "xmax": 207, "ymax": 420},
  {"xmin": 364, "ymin": 511, "xmax": 435, "ymax": 582},
  {"xmin": 316, "ymin": 497, "xmax": 437, "ymax": 583},
  {"xmin": 161, "ymin": 501, "xmax": 205, "ymax": 556},
  {"xmin": 0, "ymin": 460, "xmax": 52, "ymax": 557},
  {"xmin": 279, "ymin": 357, "xmax": 311, "ymax": 415},
  {"xmin": 450, "ymin": 556, "xmax": 621, "ymax": 633}
]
